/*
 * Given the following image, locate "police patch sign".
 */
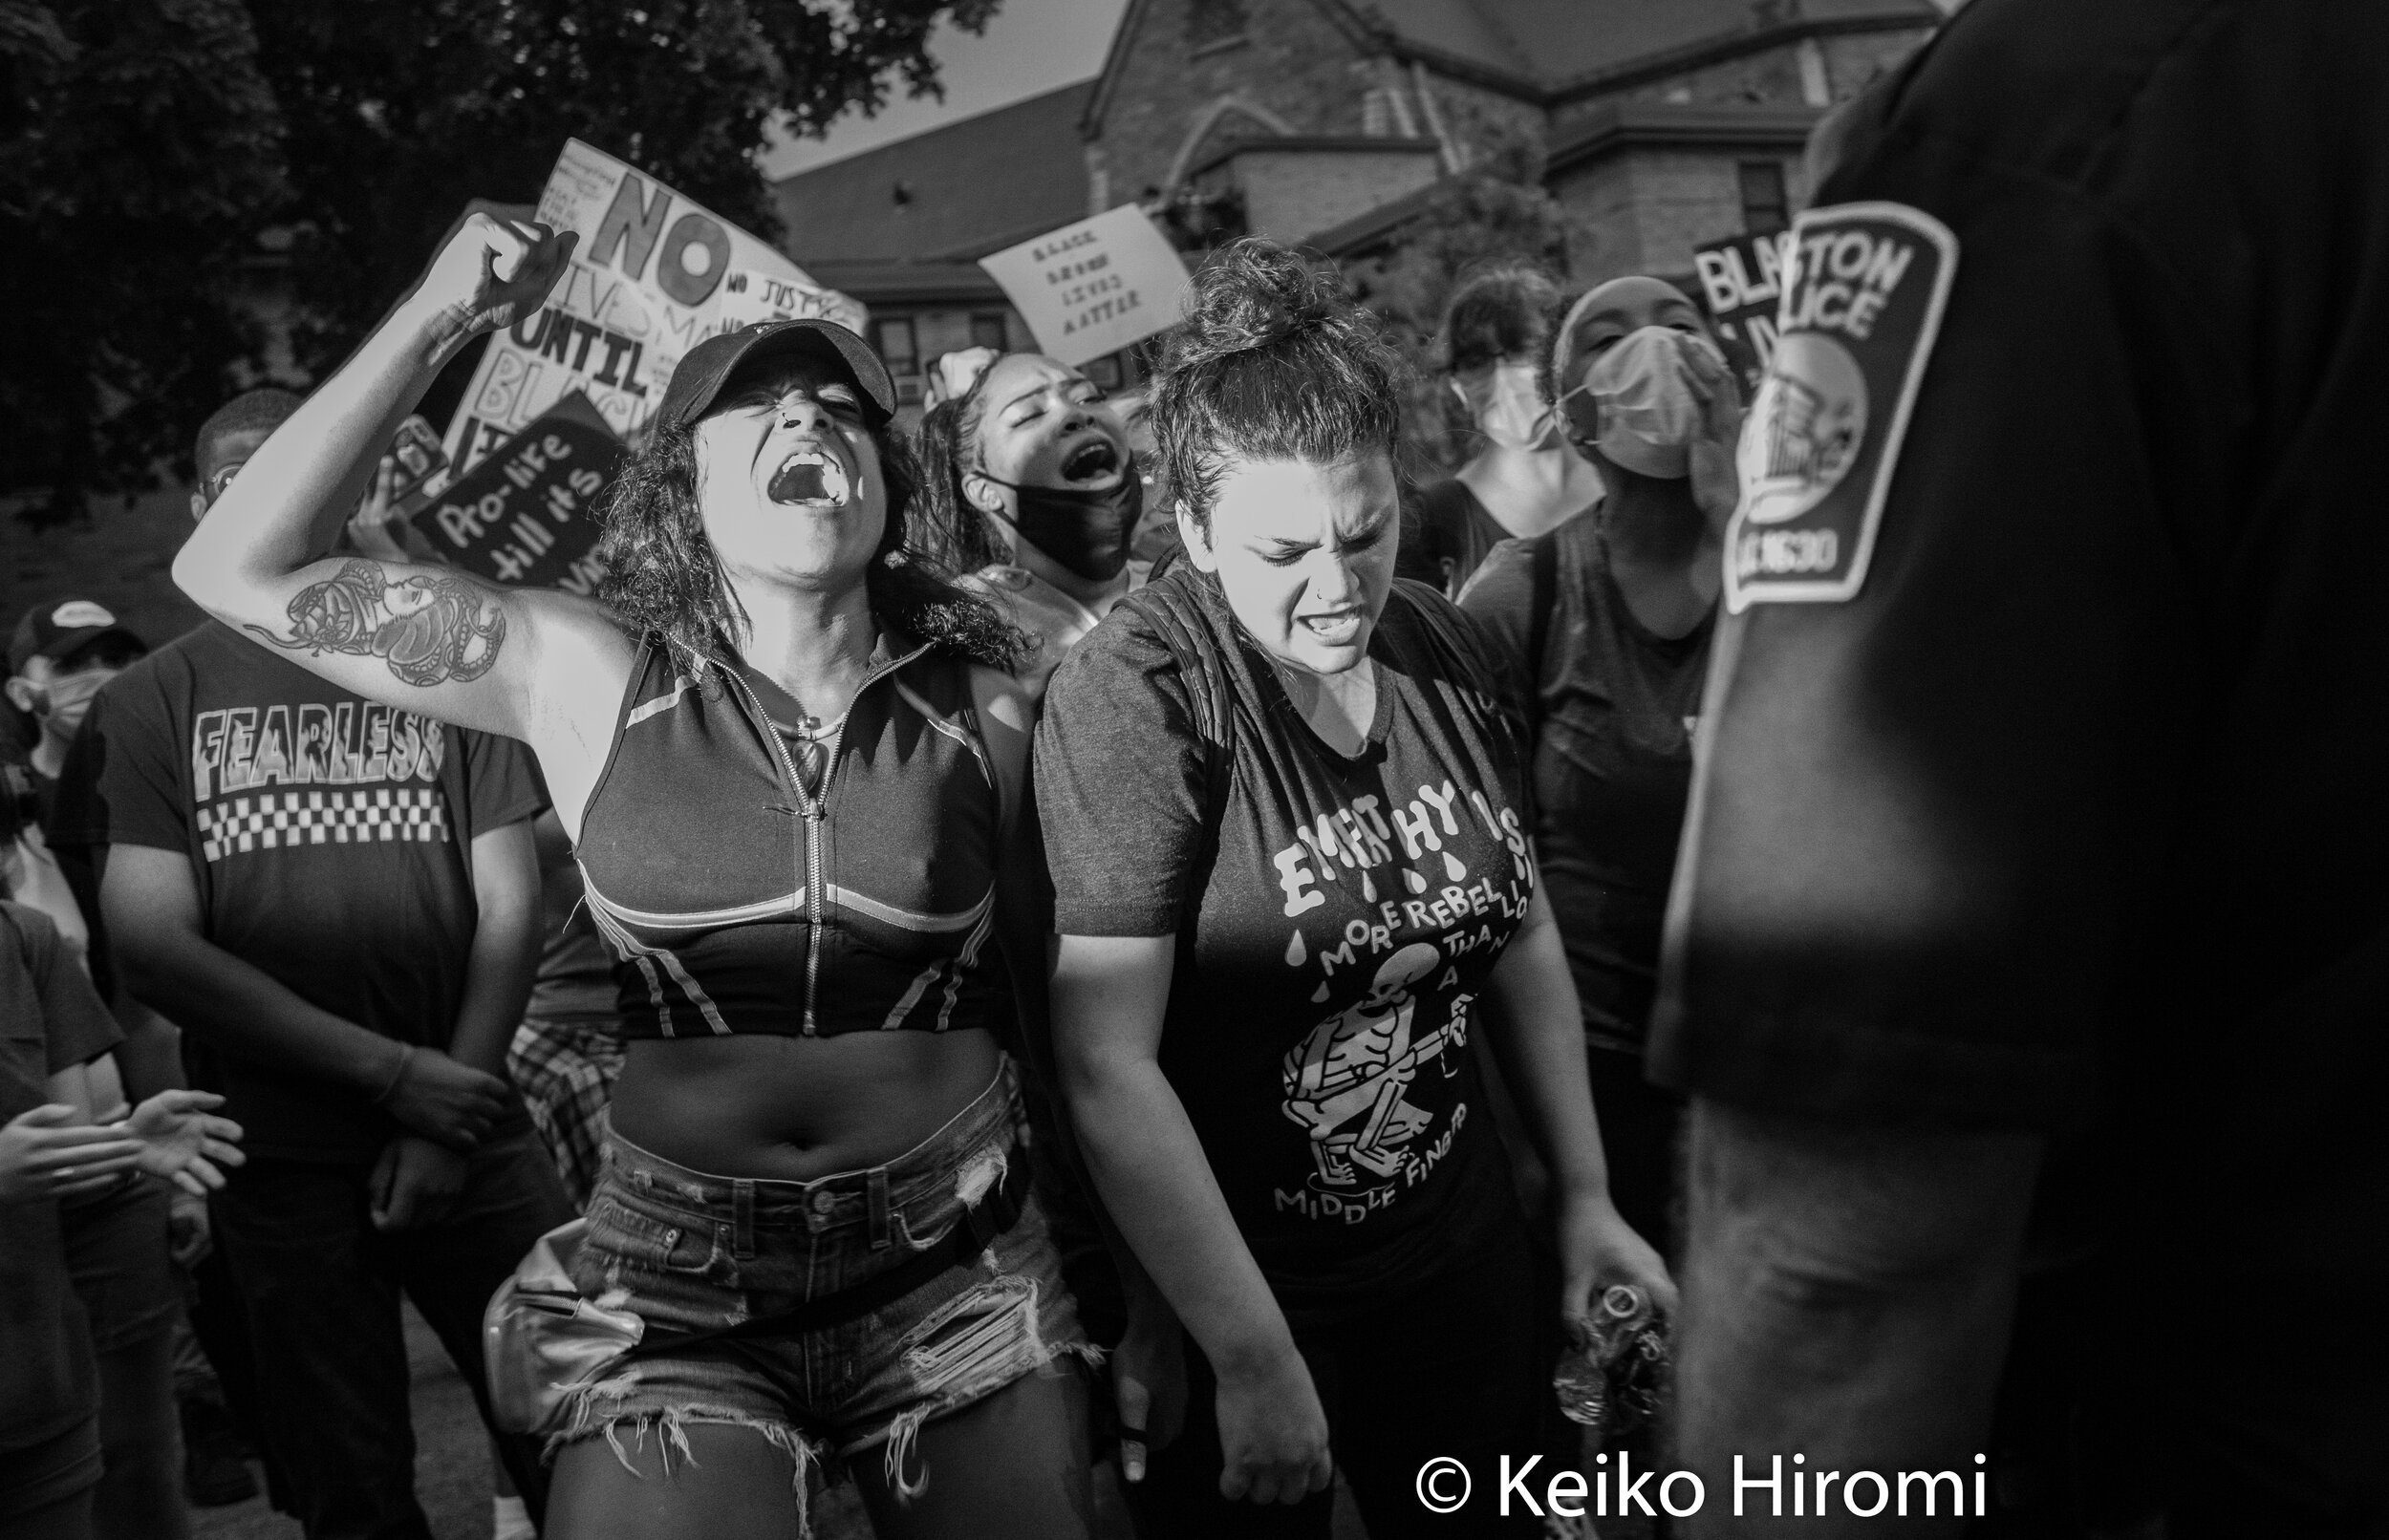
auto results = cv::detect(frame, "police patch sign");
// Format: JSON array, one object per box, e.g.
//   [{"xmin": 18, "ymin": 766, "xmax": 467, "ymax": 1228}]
[{"xmin": 1726, "ymin": 203, "xmax": 1958, "ymax": 610}]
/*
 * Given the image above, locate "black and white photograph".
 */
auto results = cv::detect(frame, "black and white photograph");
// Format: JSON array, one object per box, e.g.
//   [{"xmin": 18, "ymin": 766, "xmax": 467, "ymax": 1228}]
[{"xmin": 3, "ymin": 0, "xmax": 2382, "ymax": 1536}]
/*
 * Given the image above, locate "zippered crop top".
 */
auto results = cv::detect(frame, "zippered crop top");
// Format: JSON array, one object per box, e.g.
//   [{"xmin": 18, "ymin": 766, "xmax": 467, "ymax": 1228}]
[{"xmin": 574, "ymin": 635, "xmax": 1010, "ymax": 1038}]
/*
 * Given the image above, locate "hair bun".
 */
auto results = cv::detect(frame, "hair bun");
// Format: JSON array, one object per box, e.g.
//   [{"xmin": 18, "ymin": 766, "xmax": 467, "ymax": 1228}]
[{"xmin": 1170, "ymin": 239, "xmax": 1364, "ymax": 370}]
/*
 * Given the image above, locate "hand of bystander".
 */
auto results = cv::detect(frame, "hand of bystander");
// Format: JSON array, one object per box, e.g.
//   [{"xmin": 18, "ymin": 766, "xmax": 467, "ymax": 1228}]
[
  {"xmin": 0, "ymin": 1102, "xmax": 142, "ymax": 1203},
  {"xmin": 379, "ymin": 1045, "xmax": 511, "ymax": 1151},
  {"xmin": 369, "ymin": 1134, "xmax": 469, "ymax": 1231}
]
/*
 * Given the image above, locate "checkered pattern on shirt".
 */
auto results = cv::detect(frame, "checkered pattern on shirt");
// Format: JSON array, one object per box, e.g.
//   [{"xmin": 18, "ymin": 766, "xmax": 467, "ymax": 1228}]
[{"xmin": 195, "ymin": 788, "xmax": 450, "ymax": 863}]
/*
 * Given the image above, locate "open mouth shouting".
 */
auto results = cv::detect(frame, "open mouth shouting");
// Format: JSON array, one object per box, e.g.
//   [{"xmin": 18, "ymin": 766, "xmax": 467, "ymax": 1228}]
[
  {"xmin": 767, "ymin": 449, "xmax": 853, "ymax": 508},
  {"xmin": 1058, "ymin": 436, "xmax": 1124, "ymax": 487},
  {"xmin": 1298, "ymin": 606, "xmax": 1366, "ymax": 648}
]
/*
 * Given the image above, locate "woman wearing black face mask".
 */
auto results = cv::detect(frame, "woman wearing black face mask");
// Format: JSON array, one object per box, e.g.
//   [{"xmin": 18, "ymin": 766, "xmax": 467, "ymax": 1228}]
[{"xmin": 917, "ymin": 354, "xmax": 1148, "ymax": 699}]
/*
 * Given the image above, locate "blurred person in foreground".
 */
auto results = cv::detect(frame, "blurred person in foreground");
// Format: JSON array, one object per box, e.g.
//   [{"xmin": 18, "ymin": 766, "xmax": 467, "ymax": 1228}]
[
  {"xmin": 1, "ymin": 786, "xmax": 245, "ymax": 1540},
  {"xmin": 12, "ymin": 593, "xmax": 266, "ymax": 1519},
  {"xmin": 1401, "ymin": 265, "xmax": 1605, "ymax": 599},
  {"xmin": 56, "ymin": 386, "xmax": 571, "ymax": 1539},
  {"xmin": 11, "ymin": 601, "xmax": 265, "ymax": 1512},
  {"xmin": 1654, "ymin": 2, "xmax": 2389, "ymax": 1533}
]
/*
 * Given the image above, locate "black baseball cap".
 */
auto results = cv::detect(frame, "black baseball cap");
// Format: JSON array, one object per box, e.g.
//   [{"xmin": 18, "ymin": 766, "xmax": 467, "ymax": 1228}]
[
  {"xmin": 9, "ymin": 599, "xmax": 145, "ymax": 676},
  {"xmin": 655, "ymin": 320, "xmax": 896, "ymax": 431}
]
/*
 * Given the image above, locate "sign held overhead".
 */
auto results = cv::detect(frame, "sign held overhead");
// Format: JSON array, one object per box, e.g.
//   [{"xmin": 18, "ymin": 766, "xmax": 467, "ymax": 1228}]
[
  {"xmin": 979, "ymin": 204, "xmax": 1192, "ymax": 368},
  {"xmin": 416, "ymin": 392, "xmax": 626, "ymax": 595},
  {"xmin": 444, "ymin": 139, "xmax": 865, "ymax": 474}
]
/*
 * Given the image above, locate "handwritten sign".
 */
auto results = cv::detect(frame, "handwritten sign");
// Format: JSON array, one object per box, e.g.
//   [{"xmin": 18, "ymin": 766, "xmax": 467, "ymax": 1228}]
[
  {"xmin": 978, "ymin": 205, "xmax": 1191, "ymax": 368},
  {"xmin": 443, "ymin": 139, "xmax": 864, "ymax": 473},
  {"xmin": 1692, "ymin": 231, "xmax": 1792, "ymax": 397},
  {"xmin": 416, "ymin": 393, "xmax": 624, "ymax": 594}
]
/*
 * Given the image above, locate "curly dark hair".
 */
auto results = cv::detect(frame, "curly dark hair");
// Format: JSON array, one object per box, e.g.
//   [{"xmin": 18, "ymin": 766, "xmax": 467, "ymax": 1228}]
[
  {"xmin": 1437, "ymin": 262, "xmax": 1566, "ymax": 385},
  {"xmin": 910, "ymin": 390, "xmax": 1011, "ymax": 574},
  {"xmin": 596, "ymin": 405, "xmax": 1024, "ymax": 677},
  {"xmin": 1151, "ymin": 239, "xmax": 1414, "ymax": 534}
]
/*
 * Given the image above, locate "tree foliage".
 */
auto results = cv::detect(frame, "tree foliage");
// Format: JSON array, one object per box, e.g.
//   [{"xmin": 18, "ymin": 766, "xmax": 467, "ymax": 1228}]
[
  {"xmin": 247, "ymin": 0, "xmax": 996, "ymax": 378},
  {"xmin": 1, "ymin": 0, "xmax": 288, "ymax": 523},
  {"xmin": 1342, "ymin": 134, "xmax": 1571, "ymax": 473},
  {"xmin": 4, "ymin": 0, "xmax": 994, "ymax": 524}
]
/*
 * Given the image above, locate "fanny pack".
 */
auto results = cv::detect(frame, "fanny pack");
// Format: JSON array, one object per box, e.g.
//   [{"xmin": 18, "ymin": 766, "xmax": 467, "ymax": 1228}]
[{"xmin": 483, "ymin": 1153, "xmax": 1029, "ymax": 1436}]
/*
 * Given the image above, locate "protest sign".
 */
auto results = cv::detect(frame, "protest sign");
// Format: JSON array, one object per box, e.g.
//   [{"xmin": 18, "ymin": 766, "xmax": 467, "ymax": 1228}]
[
  {"xmin": 417, "ymin": 392, "xmax": 624, "ymax": 594},
  {"xmin": 978, "ymin": 204, "xmax": 1191, "ymax": 368},
  {"xmin": 383, "ymin": 416, "xmax": 448, "ymax": 510},
  {"xmin": 1691, "ymin": 230, "xmax": 1792, "ymax": 396},
  {"xmin": 443, "ymin": 139, "xmax": 864, "ymax": 473}
]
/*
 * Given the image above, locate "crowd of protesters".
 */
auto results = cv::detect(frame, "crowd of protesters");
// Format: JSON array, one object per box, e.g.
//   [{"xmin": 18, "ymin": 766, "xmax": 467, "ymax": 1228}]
[{"xmin": 5, "ymin": 2, "xmax": 2384, "ymax": 1538}]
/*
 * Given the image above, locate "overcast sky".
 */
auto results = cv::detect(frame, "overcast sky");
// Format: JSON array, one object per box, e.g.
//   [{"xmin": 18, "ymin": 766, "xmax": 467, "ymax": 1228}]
[{"xmin": 761, "ymin": 0, "xmax": 1132, "ymax": 181}]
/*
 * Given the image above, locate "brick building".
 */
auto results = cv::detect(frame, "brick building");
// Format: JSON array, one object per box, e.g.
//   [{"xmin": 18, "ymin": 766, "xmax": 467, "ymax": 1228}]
[
  {"xmin": 1087, "ymin": 0, "xmax": 1946, "ymax": 279},
  {"xmin": 770, "ymin": 0, "xmax": 1950, "ymax": 394}
]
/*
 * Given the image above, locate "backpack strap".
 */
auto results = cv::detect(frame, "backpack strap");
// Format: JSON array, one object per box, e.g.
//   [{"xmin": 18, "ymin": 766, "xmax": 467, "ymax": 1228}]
[
  {"xmin": 1523, "ymin": 527, "xmax": 1560, "ymax": 732},
  {"xmin": 1120, "ymin": 574, "xmax": 1238, "ymax": 847},
  {"xmin": 1390, "ymin": 576, "xmax": 1499, "ymax": 683}
]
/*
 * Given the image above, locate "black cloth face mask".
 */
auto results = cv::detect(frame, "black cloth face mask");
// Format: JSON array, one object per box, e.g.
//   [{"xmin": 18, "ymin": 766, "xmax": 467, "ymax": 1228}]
[{"xmin": 981, "ymin": 460, "xmax": 1145, "ymax": 584}]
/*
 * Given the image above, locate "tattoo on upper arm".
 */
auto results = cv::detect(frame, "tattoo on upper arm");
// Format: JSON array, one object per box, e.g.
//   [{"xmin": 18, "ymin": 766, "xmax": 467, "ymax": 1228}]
[{"xmin": 249, "ymin": 559, "xmax": 506, "ymax": 687}]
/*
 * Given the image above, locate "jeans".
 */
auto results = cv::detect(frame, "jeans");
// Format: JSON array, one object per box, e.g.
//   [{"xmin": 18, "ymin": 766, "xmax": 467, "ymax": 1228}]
[
  {"xmin": 211, "ymin": 1132, "xmax": 573, "ymax": 1540},
  {"xmin": 555, "ymin": 1064, "xmax": 1092, "ymax": 1502},
  {"xmin": 1128, "ymin": 1218, "xmax": 1548, "ymax": 1539}
]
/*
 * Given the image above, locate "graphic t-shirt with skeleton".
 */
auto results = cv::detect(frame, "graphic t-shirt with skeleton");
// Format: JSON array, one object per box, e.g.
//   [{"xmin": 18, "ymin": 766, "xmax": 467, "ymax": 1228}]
[{"xmin": 1038, "ymin": 570, "xmax": 1530, "ymax": 1300}]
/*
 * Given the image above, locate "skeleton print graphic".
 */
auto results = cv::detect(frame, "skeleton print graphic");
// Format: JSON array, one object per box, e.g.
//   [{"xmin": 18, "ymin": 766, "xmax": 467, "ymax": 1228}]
[{"xmin": 1281, "ymin": 942, "xmax": 1467, "ymax": 1190}]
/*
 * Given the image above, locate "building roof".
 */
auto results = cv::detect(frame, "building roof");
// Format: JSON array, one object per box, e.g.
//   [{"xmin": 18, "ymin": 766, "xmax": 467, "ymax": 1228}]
[
  {"xmin": 1367, "ymin": 0, "xmax": 1940, "ymax": 90},
  {"xmin": 772, "ymin": 79, "xmax": 1095, "ymax": 267},
  {"xmin": 1087, "ymin": 0, "xmax": 1939, "ymax": 130},
  {"xmin": 1345, "ymin": 0, "xmax": 1939, "ymax": 96},
  {"xmin": 1305, "ymin": 99, "xmax": 1819, "ymax": 256},
  {"xmin": 799, "ymin": 260, "xmax": 1009, "ymax": 306},
  {"xmin": 1544, "ymin": 100, "xmax": 1823, "ymax": 175}
]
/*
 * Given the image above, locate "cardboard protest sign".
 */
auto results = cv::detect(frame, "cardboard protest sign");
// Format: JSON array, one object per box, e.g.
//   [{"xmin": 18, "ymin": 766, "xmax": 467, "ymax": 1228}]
[
  {"xmin": 978, "ymin": 205, "xmax": 1191, "ymax": 368},
  {"xmin": 443, "ymin": 139, "xmax": 864, "ymax": 473},
  {"xmin": 417, "ymin": 392, "xmax": 624, "ymax": 595},
  {"xmin": 1692, "ymin": 231, "xmax": 1792, "ymax": 396},
  {"xmin": 383, "ymin": 417, "xmax": 449, "ymax": 511},
  {"xmin": 1726, "ymin": 202, "xmax": 1959, "ymax": 612}
]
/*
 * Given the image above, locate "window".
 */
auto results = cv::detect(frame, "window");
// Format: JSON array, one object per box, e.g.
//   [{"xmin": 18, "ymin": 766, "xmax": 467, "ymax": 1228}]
[
  {"xmin": 872, "ymin": 317, "xmax": 918, "ymax": 377},
  {"xmin": 1739, "ymin": 161, "xmax": 1790, "ymax": 235},
  {"xmin": 970, "ymin": 313, "xmax": 1009, "ymax": 353},
  {"xmin": 1187, "ymin": 0, "xmax": 1246, "ymax": 50}
]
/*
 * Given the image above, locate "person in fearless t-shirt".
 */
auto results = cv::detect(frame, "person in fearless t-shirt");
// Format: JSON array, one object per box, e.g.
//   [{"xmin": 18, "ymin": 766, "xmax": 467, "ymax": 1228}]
[
  {"xmin": 49, "ymin": 390, "xmax": 573, "ymax": 1537},
  {"xmin": 1651, "ymin": 3, "xmax": 2389, "ymax": 1532},
  {"xmin": 1041, "ymin": 243, "xmax": 1669, "ymax": 1539}
]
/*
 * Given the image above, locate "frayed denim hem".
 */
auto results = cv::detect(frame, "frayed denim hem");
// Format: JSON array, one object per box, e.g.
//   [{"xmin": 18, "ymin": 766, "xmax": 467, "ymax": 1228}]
[
  {"xmin": 546, "ymin": 1391, "xmax": 825, "ymax": 1536},
  {"xmin": 834, "ymin": 1271, "xmax": 1107, "ymax": 1505}
]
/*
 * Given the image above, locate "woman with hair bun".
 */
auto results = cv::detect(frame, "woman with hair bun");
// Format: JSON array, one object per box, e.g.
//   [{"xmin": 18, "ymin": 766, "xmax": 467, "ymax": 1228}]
[
  {"xmin": 1404, "ymin": 264, "xmax": 1605, "ymax": 598},
  {"xmin": 1037, "ymin": 239, "xmax": 1672, "ymax": 1537},
  {"xmin": 171, "ymin": 214, "xmax": 1096, "ymax": 1540}
]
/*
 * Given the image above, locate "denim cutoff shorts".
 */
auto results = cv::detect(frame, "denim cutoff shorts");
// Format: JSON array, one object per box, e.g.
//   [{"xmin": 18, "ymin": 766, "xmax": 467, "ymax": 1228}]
[{"xmin": 555, "ymin": 1061, "xmax": 1092, "ymax": 1505}]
